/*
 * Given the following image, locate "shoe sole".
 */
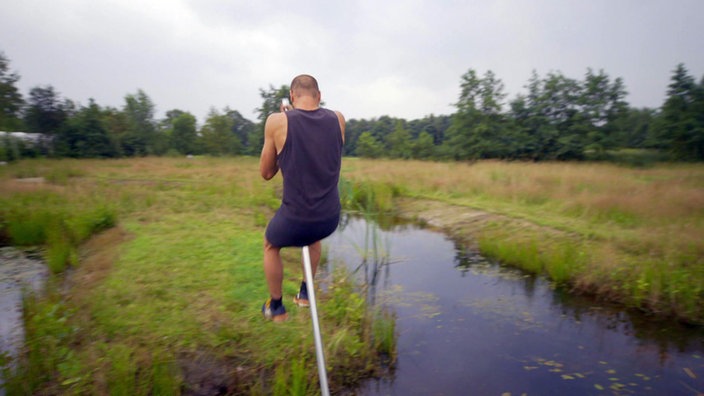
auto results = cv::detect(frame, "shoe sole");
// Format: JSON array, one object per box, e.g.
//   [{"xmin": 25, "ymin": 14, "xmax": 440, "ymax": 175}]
[
  {"xmin": 270, "ymin": 313, "xmax": 289, "ymax": 322},
  {"xmin": 293, "ymin": 297, "xmax": 310, "ymax": 308},
  {"xmin": 263, "ymin": 312, "xmax": 289, "ymax": 322}
]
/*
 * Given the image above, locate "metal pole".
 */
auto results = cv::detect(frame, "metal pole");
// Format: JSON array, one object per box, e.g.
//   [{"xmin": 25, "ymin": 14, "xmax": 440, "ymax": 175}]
[{"xmin": 302, "ymin": 245, "xmax": 330, "ymax": 396}]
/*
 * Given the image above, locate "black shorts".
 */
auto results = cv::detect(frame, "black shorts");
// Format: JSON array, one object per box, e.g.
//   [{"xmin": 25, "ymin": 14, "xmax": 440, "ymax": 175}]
[{"xmin": 265, "ymin": 210, "xmax": 340, "ymax": 248}]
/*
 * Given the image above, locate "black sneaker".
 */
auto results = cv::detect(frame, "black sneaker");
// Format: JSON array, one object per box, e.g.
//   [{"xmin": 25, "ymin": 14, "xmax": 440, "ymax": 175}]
[
  {"xmin": 262, "ymin": 298, "xmax": 288, "ymax": 322},
  {"xmin": 293, "ymin": 285, "xmax": 310, "ymax": 308}
]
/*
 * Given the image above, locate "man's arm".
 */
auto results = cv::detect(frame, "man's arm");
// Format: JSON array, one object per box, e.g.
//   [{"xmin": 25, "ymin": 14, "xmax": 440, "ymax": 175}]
[
  {"xmin": 335, "ymin": 111, "xmax": 346, "ymax": 143},
  {"xmin": 260, "ymin": 112, "xmax": 285, "ymax": 180}
]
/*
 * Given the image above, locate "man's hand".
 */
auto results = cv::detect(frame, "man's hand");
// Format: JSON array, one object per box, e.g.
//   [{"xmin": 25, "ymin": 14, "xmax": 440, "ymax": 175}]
[{"xmin": 280, "ymin": 98, "xmax": 293, "ymax": 112}]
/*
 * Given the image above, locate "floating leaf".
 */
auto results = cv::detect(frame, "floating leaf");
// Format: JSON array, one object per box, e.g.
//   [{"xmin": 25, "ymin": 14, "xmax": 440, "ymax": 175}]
[
  {"xmin": 683, "ymin": 367, "xmax": 696, "ymax": 379},
  {"xmin": 594, "ymin": 384, "xmax": 604, "ymax": 390},
  {"xmin": 598, "ymin": 361, "xmax": 608, "ymax": 365},
  {"xmin": 606, "ymin": 369, "xmax": 616, "ymax": 374},
  {"xmin": 610, "ymin": 383, "xmax": 625, "ymax": 390},
  {"xmin": 561, "ymin": 374, "xmax": 575, "ymax": 380},
  {"xmin": 523, "ymin": 366, "xmax": 539, "ymax": 371}
]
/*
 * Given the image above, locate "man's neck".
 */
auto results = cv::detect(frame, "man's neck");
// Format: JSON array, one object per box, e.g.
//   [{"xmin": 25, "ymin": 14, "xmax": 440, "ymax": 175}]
[{"xmin": 292, "ymin": 96, "xmax": 320, "ymax": 111}]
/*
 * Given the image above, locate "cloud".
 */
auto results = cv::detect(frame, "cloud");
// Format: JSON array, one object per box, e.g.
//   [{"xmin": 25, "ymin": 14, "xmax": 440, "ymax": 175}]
[{"xmin": 2, "ymin": 0, "xmax": 703, "ymax": 123}]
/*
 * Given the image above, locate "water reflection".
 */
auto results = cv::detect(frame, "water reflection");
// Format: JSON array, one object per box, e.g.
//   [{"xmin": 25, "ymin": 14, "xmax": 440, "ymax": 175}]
[{"xmin": 327, "ymin": 214, "xmax": 704, "ymax": 395}]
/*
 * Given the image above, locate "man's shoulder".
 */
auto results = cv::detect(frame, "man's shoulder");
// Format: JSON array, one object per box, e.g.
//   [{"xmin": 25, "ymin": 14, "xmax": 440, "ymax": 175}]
[
  {"xmin": 264, "ymin": 112, "xmax": 287, "ymax": 141},
  {"xmin": 266, "ymin": 112, "xmax": 286, "ymax": 124}
]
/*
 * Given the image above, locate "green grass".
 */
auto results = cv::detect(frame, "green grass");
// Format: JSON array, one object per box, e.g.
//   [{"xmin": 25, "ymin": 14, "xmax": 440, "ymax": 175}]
[{"xmin": 0, "ymin": 157, "xmax": 393, "ymax": 395}]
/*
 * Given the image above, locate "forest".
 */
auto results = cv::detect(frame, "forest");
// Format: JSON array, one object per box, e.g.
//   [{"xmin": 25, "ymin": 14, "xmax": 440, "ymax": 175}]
[{"xmin": 2, "ymin": 50, "xmax": 703, "ymax": 163}]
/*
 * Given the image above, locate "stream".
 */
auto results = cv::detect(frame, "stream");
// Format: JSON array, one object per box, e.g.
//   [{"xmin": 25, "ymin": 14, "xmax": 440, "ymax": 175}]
[
  {"xmin": 325, "ymin": 215, "xmax": 704, "ymax": 395},
  {"xmin": 0, "ymin": 247, "xmax": 48, "ymax": 395}
]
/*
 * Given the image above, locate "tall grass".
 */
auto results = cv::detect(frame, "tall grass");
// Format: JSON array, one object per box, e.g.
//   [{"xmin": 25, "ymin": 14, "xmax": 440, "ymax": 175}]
[
  {"xmin": 339, "ymin": 177, "xmax": 401, "ymax": 215},
  {"xmin": 1, "ymin": 190, "xmax": 116, "ymax": 273}
]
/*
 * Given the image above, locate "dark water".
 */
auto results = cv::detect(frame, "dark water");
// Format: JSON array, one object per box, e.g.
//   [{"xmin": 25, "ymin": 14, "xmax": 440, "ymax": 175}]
[
  {"xmin": 324, "ymin": 215, "xmax": 704, "ymax": 396},
  {"xmin": 0, "ymin": 247, "xmax": 48, "ymax": 396}
]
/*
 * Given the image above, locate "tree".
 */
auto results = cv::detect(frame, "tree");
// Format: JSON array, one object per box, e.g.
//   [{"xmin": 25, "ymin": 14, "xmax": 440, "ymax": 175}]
[
  {"xmin": 101, "ymin": 107, "xmax": 129, "ymax": 157},
  {"xmin": 370, "ymin": 116, "xmax": 396, "ymax": 142},
  {"xmin": 355, "ymin": 131, "xmax": 384, "ymax": 158},
  {"xmin": 167, "ymin": 111, "xmax": 197, "ymax": 155},
  {"xmin": 344, "ymin": 118, "xmax": 372, "ymax": 156},
  {"xmin": 225, "ymin": 108, "xmax": 256, "ymax": 155},
  {"xmin": 581, "ymin": 69, "xmax": 629, "ymax": 155},
  {"xmin": 253, "ymin": 84, "xmax": 290, "ymax": 155},
  {"xmin": 0, "ymin": 52, "xmax": 24, "ymax": 131},
  {"xmin": 411, "ymin": 131, "xmax": 435, "ymax": 159},
  {"xmin": 621, "ymin": 107, "xmax": 656, "ymax": 149},
  {"xmin": 653, "ymin": 64, "xmax": 704, "ymax": 160},
  {"xmin": 386, "ymin": 120, "xmax": 412, "ymax": 158},
  {"xmin": 442, "ymin": 69, "xmax": 509, "ymax": 159},
  {"xmin": 200, "ymin": 108, "xmax": 241, "ymax": 156},
  {"xmin": 23, "ymin": 85, "xmax": 67, "ymax": 137},
  {"xmin": 122, "ymin": 89, "xmax": 158, "ymax": 156},
  {"xmin": 408, "ymin": 114, "xmax": 451, "ymax": 146},
  {"xmin": 55, "ymin": 99, "xmax": 114, "ymax": 158},
  {"xmin": 511, "ymin": 70, "xmax": 586, "ymax": 160}
]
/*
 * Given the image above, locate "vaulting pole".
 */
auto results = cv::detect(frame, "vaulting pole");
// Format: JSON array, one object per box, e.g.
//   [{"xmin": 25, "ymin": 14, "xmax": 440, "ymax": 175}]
[{"xmin": 302, "ymin": 245, "xmax": 330, "ymax": 396}]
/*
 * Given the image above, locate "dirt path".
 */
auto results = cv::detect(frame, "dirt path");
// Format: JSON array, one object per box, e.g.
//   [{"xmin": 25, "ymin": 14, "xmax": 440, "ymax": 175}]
[{"xmin": 395, "ymin": 197, "xmax": 560, "ymax": 246}]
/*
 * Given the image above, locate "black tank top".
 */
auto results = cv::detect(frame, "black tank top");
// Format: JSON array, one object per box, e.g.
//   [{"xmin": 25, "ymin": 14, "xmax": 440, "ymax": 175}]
[{"xmin": 277, "ymin": 108, "xmax": 343, "ymax": 221}]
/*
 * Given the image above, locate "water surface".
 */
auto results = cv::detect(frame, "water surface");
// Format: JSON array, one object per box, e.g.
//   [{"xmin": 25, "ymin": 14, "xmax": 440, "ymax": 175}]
[{"xmin": 325, "ymin": 216, "xmax": 704, "ymax": 395}]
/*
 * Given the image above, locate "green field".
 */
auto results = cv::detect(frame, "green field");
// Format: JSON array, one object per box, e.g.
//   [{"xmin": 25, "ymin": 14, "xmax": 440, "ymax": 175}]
[
  {"xmin": 0, "ymin": 157, "xmax": 390, "ymax": 395},
  {"xmin": 1, "ymin": 157, "xmax": 703, "ymax": 394}
]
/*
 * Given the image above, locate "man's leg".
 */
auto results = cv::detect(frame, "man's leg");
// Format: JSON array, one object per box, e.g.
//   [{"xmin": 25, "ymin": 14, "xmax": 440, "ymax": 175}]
[
  {"xmin": 262, "ymin": 237, "xmax": 288, "ymax": 321},
  {"xmin": 306, "ymin": 240, "xmax": 322, "ymax": 276},
  {"xmin": 263, "ymin": 237, "xmax": 283, "ymax": 299}
]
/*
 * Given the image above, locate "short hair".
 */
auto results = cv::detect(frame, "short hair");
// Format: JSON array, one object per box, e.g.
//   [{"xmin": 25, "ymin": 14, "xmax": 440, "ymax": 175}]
[{"xmin": 290, "ymin": 74, "xmax": 320, "ymax": 97}]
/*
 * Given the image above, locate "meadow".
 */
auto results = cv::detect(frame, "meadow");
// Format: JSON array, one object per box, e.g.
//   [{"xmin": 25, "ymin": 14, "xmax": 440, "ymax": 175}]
[
  {"xmin": 1, "ymin": 156, "xmax": 703, "ymax": 394},
  {"xmin": 0, "ymin": 157, "xmax": 391, "ymax": 395}
]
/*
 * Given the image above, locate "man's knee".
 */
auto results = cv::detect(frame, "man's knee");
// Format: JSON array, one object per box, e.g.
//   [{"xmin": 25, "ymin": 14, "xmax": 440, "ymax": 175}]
[{"xmin": 264, "ymin": 237, "xmax": 280, "ymax": 252}]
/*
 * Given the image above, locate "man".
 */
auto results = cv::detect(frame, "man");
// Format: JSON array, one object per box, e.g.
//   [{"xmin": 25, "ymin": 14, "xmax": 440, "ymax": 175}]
[{"xmin": 259, "ymin": 74, "xmax": 345, "ymax": 321}]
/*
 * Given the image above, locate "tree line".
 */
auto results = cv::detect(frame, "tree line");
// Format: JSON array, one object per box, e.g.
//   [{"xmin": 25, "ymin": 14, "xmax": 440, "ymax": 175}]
[
  {"xmin": 1, "ymin": 50, "xmax": 703, "ymax": 162},
  {"xmin": 346, "ymin": 66, "xmax": 704, "ymax": 162}
]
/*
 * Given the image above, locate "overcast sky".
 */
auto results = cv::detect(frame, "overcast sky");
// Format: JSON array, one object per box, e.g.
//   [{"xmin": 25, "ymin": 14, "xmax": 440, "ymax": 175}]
[{"xmin": 2, "ymin": 0, "xmax": 703, "ymax": 123}]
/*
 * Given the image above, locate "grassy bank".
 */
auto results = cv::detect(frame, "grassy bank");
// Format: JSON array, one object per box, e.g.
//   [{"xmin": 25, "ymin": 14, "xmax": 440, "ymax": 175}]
[
  {"xmin": 341, "ymin": 158, "xmax": 704, "ymax": 324},
  {"xmin": 0, "ymin": 157, "xmax": 391, "ymax": 394}
]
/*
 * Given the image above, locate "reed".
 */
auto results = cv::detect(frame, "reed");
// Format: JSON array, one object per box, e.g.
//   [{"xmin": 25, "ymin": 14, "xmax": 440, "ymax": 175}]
[{"xmin": 371, "ymin": 308, "xmax": 397, "ymax": 363}]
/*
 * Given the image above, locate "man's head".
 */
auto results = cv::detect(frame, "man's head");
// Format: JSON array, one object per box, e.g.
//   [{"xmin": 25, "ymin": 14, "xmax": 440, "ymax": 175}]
[{"xmin": 290, "ymin": 74, "xmax": 321, "ymax": 104}]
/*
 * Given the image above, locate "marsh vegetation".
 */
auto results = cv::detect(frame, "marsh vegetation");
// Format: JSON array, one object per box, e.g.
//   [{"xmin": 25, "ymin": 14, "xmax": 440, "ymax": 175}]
[{"xmin": 0, "ymin": 156, "xmax": 702, "ymax": 394}]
